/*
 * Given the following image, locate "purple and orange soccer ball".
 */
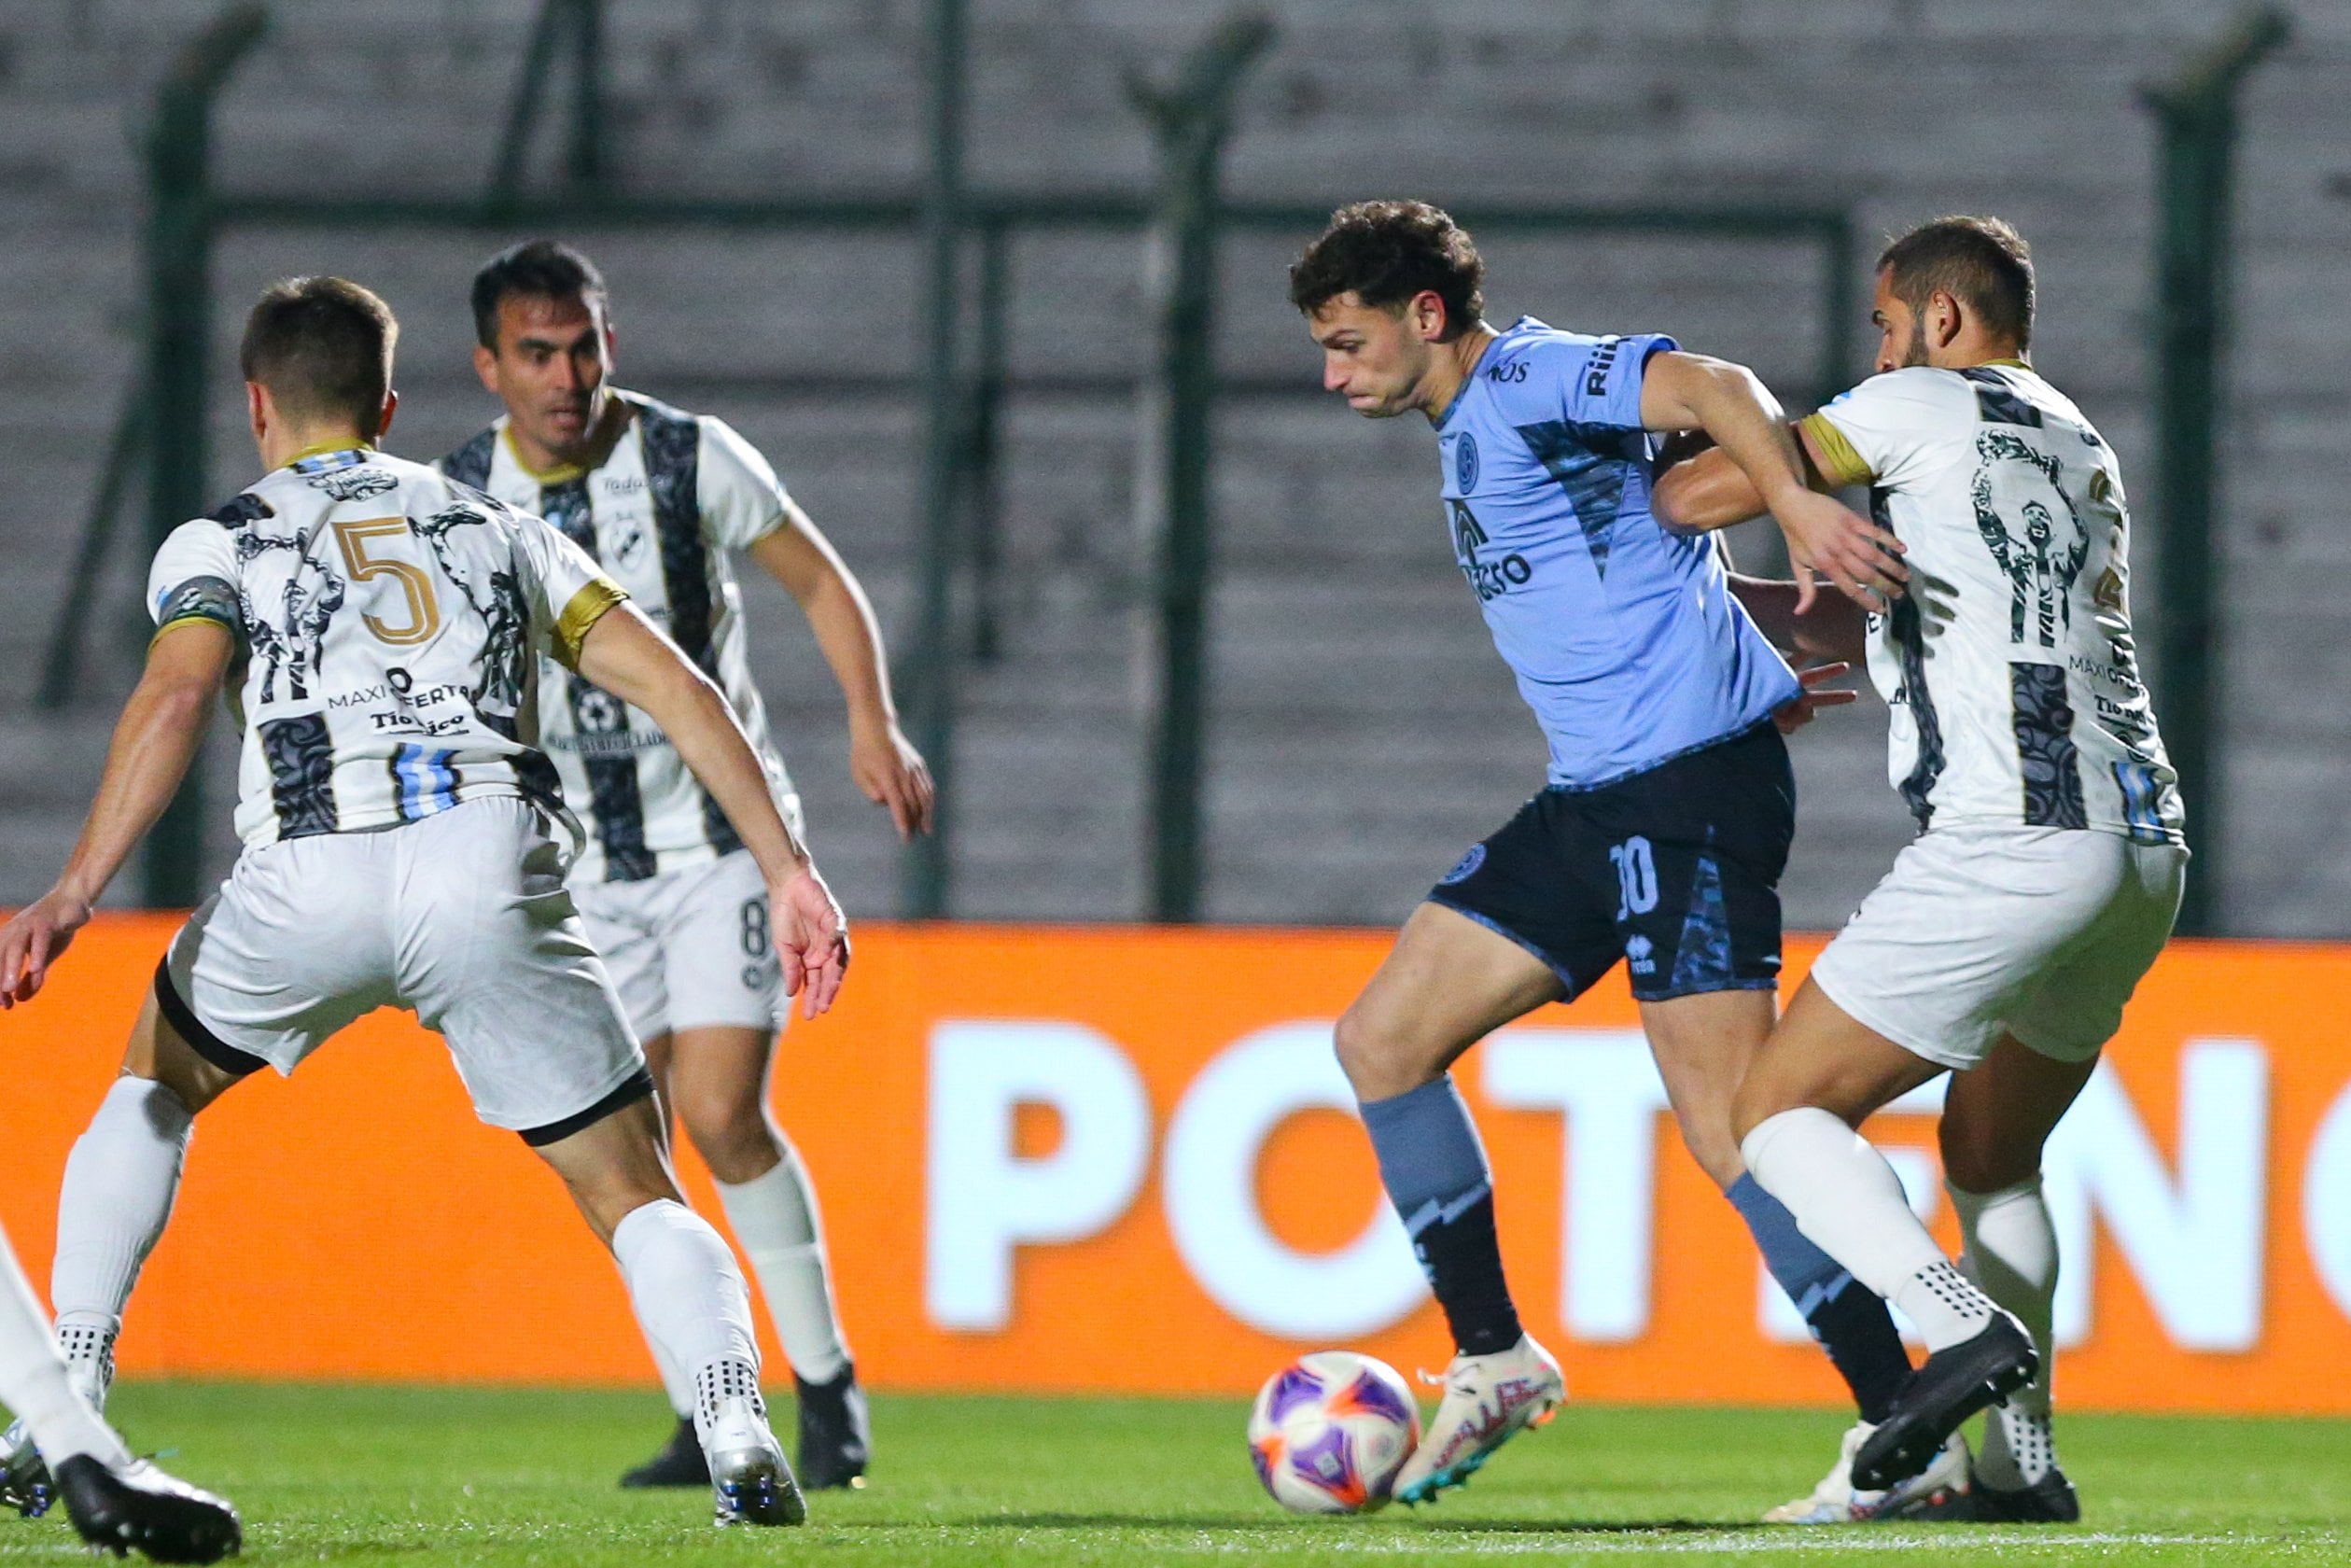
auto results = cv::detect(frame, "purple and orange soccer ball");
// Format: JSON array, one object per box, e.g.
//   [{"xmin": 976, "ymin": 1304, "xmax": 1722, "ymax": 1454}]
[{"xmin": 1247, "ymin": 1351, "xmax": 1422, "ymax": 1514}]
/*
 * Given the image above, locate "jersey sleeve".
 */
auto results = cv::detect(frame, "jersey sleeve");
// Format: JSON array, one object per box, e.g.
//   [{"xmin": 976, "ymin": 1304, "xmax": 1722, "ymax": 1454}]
[
  {"xmin": 1547, "ymin": 331, "xmax": 1678, "ymax": 430},
  {"xmin": 147, "ymin": 520, "xmax": 244, "ymax": 646},
  {"xmin": 695, "ymin": 416, "xmax": 792, "ymax": 551},
  {"xmin": 1801, "ymin": 368, "xmax": 1972, "ymax": 490},
  {"xmin": 512, "ymin": 513, "xmax": 629, "ymax": 670}
]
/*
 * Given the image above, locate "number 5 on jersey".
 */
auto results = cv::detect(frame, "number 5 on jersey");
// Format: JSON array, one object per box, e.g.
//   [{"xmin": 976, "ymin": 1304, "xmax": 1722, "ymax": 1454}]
[{"xmin": 333, "ymin": 518, "xmax": 441, "ymax": 646}]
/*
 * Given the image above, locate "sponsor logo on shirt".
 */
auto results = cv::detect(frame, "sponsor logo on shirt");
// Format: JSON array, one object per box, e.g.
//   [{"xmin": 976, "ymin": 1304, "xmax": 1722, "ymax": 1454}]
[
  {"xmin": 1449, "ymin": 501, "xmax": 1532, "ymax": 602},
  {"xmin": 1584, "ymin": 336, "xmax": 1623, "ymax": 399}
]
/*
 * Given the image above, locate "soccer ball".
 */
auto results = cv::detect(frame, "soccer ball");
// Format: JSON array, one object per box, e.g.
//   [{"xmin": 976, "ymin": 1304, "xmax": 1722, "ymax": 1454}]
[{"xmin": 1247, "ymin": 1351, "xmax": 1421, "ymax": 1514}]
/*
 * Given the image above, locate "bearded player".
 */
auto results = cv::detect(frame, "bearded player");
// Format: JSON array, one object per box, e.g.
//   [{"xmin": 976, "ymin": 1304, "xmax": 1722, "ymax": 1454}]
[
  {"xmin": 442, "ymin": 241, "xmax": 929, "ymax": 1491},
  {"xmin": 1288, "ymin": 202, "xmax": 1962, "ymax": 1511},
  {"xmin": 1659, "ymin": 217, "xmax": 2184, "ymax": 1524}
]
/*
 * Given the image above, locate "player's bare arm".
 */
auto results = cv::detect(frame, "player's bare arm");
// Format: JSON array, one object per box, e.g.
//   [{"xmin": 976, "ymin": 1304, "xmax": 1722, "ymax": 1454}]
[
  {"xmin": 745, "ymin": 511, "xmax": 935, "ymax": 841},
  {"xmin": 1727, "ymin": 572, "xmax": 1870, "ymax": 666},
  {"xmin": 1638, "ymin": 352, "xmax": 1905, "ymax": 610},
  {"xmin": 0, "ymin": 622, "xmax": 232, "ymax": 1006},
  {"xmin": 575, "ymin": 602, "xmax": 850, "ymax": 1017}
]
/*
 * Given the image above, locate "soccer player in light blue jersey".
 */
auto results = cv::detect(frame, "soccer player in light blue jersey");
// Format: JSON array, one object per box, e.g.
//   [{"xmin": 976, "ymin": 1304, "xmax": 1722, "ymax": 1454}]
[{"xmin": 1289, "ymin": 202, "xmax": 1939, "ymax": 1513}]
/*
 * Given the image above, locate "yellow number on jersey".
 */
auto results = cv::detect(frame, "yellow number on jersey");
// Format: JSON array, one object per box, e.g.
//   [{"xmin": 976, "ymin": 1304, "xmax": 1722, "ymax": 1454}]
[{"xmin": 332, "ymin": 518, "xmax": 441, "ymax": 647}]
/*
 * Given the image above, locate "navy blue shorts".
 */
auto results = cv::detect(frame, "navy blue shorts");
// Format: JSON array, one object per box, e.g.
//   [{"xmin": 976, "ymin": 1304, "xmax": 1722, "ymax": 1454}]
[{"xmin": 1428, "ymin": 721, "xmax": 1795, "ymax": 1003}]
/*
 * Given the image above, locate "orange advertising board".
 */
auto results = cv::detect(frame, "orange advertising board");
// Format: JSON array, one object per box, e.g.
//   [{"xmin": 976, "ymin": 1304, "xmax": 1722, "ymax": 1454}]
[{"xmin": 4, "ymin": 916, "xmax": 2349, "ymax": 1411}]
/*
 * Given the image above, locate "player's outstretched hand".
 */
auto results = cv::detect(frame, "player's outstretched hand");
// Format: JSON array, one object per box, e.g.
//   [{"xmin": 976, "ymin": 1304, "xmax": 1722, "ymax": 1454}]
[
  {"xmin": 1771, "ymin": 490, "xmax": 1907, "ymax": 613},
  {"xmin": 1773, "ymin": 662, "xmax": 1859, "ymax": 735},
  {"xmin": 851, "ymin": 723, "xmax": 936, "ymax": 841},
  {"xmin": 0, "ymin": 887, "xmax": 92, "ymax": 1009},
  {"xmin": 771, "ymin": 866, "xmax": 850, "ymax": 1019}
]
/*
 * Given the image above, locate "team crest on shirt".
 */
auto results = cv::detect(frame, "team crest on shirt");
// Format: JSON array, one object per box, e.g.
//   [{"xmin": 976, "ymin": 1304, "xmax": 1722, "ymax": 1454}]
[{"xmin": 1455, "ymin": 432, "xmax": 1479, "ymax": 493}]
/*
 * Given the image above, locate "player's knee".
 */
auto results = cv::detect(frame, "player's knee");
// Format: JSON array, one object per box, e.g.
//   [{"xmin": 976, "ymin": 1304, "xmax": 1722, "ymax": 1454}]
[
  {"xmin": 676, "ymin": 1085, "xmax": 777, "ymax": 1183},
  {"xmin": 1334, "ymin": 1003, "xmax": 1423, "ymax": 1101}
]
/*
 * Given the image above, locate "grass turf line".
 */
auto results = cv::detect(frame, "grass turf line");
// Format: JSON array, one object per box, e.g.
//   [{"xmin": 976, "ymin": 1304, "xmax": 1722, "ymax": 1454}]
[{"xmin": 0, "ymin": 1383, "xmax": 2342, "ymax": 1565}]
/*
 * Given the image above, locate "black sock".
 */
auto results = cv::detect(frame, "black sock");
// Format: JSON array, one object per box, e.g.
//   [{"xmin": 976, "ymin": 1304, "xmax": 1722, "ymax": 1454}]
[
  {"xmin": 1411, "ymin": 1189, "xmax": 1522, "ymax": 1357},
  {"xmin": 1809, "ymin": 1276, "xmax": 1911, "ymax": 1424}
]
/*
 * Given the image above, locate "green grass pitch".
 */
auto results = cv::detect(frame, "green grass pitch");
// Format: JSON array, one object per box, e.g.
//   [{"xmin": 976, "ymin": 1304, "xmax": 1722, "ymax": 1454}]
[{"xmin": 1, "ymin": 1383, "xmax": 2345, "ymax": 1564}]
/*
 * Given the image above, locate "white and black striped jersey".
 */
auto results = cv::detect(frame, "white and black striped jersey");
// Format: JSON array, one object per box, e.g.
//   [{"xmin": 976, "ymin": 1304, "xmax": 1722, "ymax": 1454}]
[
  {"xmin": 146, "ymin": 447, "xmax": 623, "ymax": 850},
  {"xmin": 1802, "ymin": 361, "xmax": 2185, "ymax": 844},
  {"xmin": 440, "ymin": 391, "xmax": 797, "ymax": 883}
]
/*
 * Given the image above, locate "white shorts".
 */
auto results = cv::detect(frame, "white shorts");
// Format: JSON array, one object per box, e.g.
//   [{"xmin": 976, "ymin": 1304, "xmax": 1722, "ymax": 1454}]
[
  {"xmin": 1809, "ymin": 824, "xmax": 2187, "ymax": 1071},
  {"xmin": 572, "ymin": 849, "xmax": 783, "ymax": 1041},
  {"xmin": 160, "ymin": 797, "xmax": 649, "ymax": 1139}
]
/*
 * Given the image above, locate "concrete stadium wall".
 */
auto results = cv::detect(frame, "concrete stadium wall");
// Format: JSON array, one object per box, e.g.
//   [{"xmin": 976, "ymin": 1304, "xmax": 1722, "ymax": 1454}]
[{"xmin": 0, "ymin": 0, "xmax": 2344, "ymax": 936}]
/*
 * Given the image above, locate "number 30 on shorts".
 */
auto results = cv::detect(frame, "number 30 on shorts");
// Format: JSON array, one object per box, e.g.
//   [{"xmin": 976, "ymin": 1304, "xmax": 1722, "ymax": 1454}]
[{"xmin": 1610, "ymin": 835, "xmax": 1658, "ymax": 921}]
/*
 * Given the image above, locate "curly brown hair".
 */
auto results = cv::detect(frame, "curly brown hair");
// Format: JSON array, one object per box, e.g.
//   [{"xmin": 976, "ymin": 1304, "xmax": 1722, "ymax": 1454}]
[{"xmin": 1288, "ymin": 200, "xmax": 1484, "ymax": 338}]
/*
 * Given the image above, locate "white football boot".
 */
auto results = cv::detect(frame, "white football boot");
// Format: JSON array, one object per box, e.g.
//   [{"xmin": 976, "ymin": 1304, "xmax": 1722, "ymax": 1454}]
[
  {"xmin": 698, "ymin": 1389, "xmax": 806, "ymax": 1527},
  {"xmin": 1764, "ymin": 1421, "xmax": 1971, "ymax": 1524},
  {"xmin": 1392, "ymin": 1336, "xmax": 1565, "ymax": 1505}
]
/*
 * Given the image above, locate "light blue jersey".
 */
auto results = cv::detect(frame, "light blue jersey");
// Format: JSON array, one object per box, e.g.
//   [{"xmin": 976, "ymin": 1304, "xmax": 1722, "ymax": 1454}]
[{"xmin": 1435, "ymin": 316, "xmax": 1798, "ymax": 788}]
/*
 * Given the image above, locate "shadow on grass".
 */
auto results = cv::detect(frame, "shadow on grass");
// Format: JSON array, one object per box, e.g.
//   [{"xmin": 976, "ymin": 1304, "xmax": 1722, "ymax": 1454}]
[{"xmin": 822, "ymin": 1513, "xmax": 1769, "ymax": 1535}]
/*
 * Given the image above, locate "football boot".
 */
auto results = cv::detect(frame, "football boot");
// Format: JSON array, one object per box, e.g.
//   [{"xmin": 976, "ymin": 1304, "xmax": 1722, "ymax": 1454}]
[
  {"xmin": 1854, "ymin": 1312, "xmax": 2036, "ymax": 1491},
  {"xmin": 53, "ymin": 1453, "xmax": 240, "ymax": 1564},
  {"xmin": 1392, "ymin": 1335, "xmax": 1564, "ymax": 1505},
  {"xmin": 794, "ymin": 1365, "xmax": 870, "ymax": 1491},
  {"xmin": 1765, "ymin": 1421, "xmax": 1971, "ymax": 1523}
]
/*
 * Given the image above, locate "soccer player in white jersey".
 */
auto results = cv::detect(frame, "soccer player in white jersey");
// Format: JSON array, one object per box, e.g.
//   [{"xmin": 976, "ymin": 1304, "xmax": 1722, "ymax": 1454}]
[
  {"xmin": 0, "ymin": 277, "xmax": 854, "ymax": 1529},
  {"xmin": 1657, "ymin": 217, "xmax": 2186, "ymax": 1522},
  {"xmin": 440, "ymin": 241, "xmax": 930, "ymax": 1491}
]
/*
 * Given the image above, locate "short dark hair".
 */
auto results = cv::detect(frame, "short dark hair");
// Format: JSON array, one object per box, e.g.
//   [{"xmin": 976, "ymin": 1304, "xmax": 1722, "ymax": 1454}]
[
  {"xmin": 470, "ymin": 239, "xmax": 607, "ymax": 350},
  {"xmin": 1878, "ymin": 216, "xmax": 2035, "ymax": 350},
  {"xmin": 239, "ymin": 276, "xmax": 399, "ymax": 433},
  {"xmin": 1288, "ymin": 200, "xmax": 1485, "ymax": 337}
]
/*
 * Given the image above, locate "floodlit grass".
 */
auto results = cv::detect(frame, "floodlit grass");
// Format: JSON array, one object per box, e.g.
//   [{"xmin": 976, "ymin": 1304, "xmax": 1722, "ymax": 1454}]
[{"xmin": 0, "ymin": 1383, "xmax": 2344, "ymax": 1564}]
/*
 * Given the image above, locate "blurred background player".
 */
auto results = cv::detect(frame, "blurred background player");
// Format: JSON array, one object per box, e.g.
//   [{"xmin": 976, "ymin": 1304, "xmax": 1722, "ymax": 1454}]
[
  {"xmin": 1286, "ymin": 202, "xmax": 1953, "ymax": 1512},
  {"xmin": 441, "ymin": 241, "xmax": 931, "ymax": 1491},
  {"xmin": 0, "ymin": 275, "xmax": 853, "ymax": 1528},
  {"xmin": 1663, "ymin": 217, "xmax": 2187, "ymax": 1522},
  {"xmin": 0, "ymin": 1223, "xmax": 238, "ymax": 1561}
]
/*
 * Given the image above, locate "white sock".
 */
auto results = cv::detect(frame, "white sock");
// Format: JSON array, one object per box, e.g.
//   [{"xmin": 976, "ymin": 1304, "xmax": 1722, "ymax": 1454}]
[
  {"xmin": 49, "ymin": 1077, "xmax": 194, "ymax": 1392},
  {"xmin": 645, "ymin": 1331, "xmax": 697, "ymax": 1421},
  {"xmin": 0, "ymin": 1226, "xmax": 128, "ymax": 1468},
  {"xmin": 610, "ymin": 1199, "xmax": 763, "ymax": 1434},
  {"xmin": 1742, "ymin": 1108, "xmax": 1994, "ymax": 1351},
  {"xmin": 716, "ymin": 1141, "xmax": 850, "ymax": 1386},
  {"xmin": 1951, "ymin": 1176, "xmax": 2061, "ymax": 1487}
]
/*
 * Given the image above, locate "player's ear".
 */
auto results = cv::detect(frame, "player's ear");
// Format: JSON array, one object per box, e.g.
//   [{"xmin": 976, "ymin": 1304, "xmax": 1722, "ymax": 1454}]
[
  {"xmin": 246, "ymin": 382, "xmax": 269, "ymax": 446},
  {"xmin": 1929, "ymin": 288, "xmax": 1963, "ymax": 350},
  {"xmin": 472, "ymin": 342, "xmax": 500, "ymax": 396},
  {"xmin": 373, "ymin": 389, "xmax": 399, "ymax": 441},
  {"xmin": 1411, "ymin": 290, "xmax": 1448, "ymax": 343}
]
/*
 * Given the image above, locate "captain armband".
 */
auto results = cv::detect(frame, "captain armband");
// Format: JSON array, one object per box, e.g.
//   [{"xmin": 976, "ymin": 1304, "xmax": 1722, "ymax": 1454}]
[{"xmin": 1797, "ymin": 413, "xmax": 1877, "ymax": 490}]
